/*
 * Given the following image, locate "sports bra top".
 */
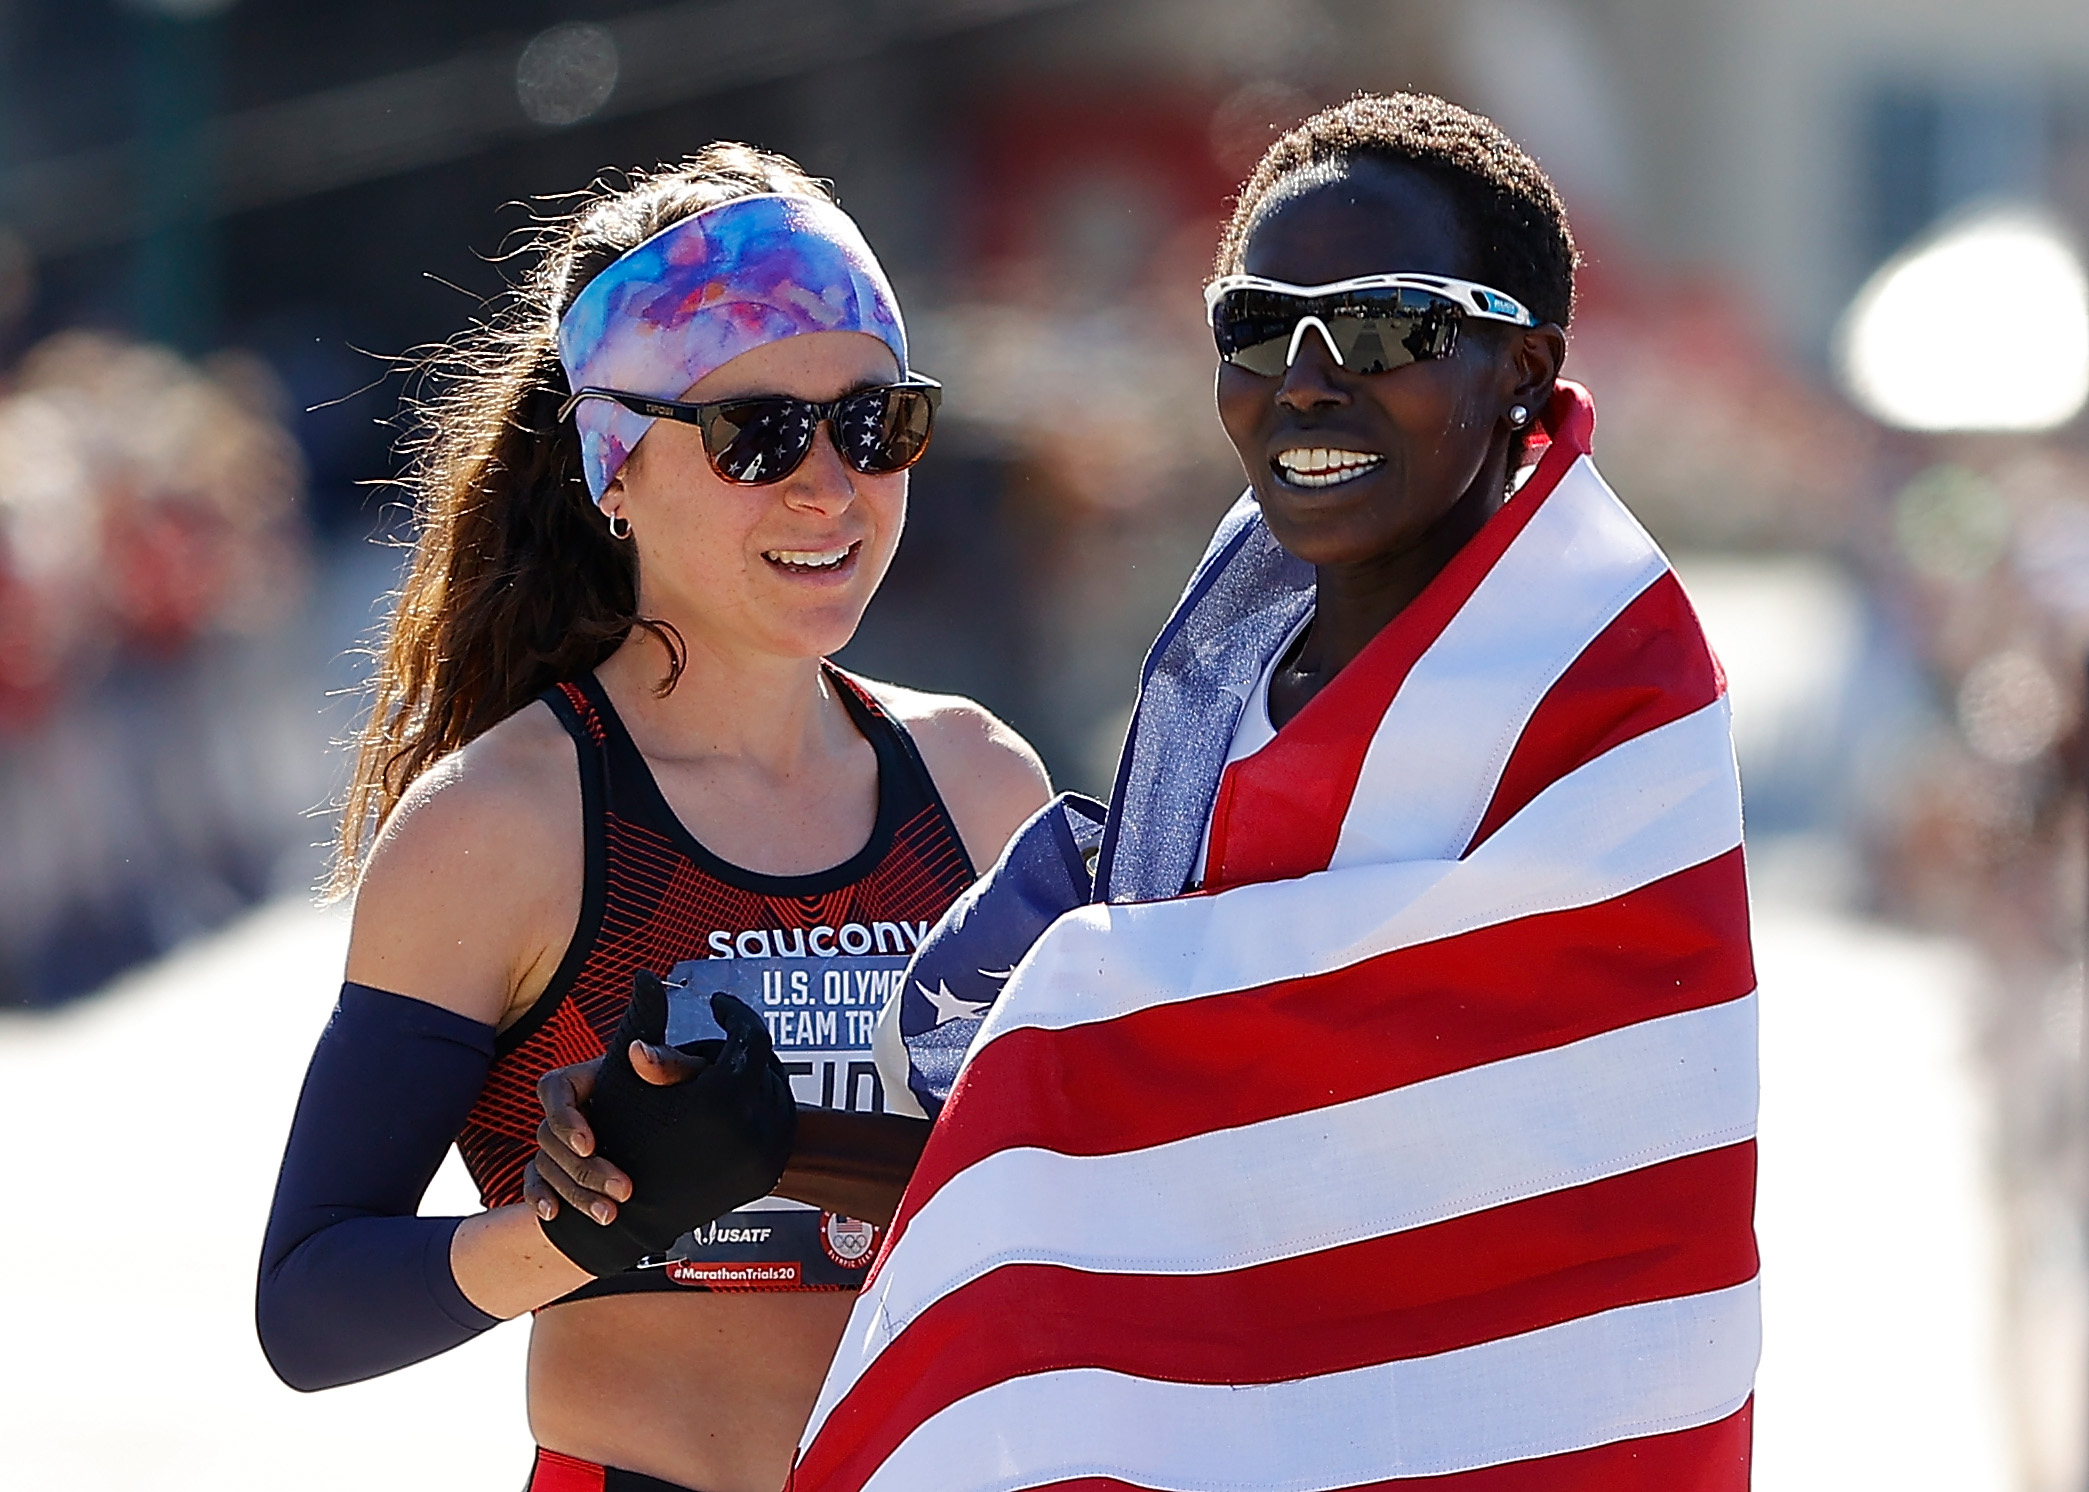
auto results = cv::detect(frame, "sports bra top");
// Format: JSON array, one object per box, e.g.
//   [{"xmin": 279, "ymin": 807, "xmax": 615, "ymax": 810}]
[{"xmin": 454, "ymin": 667, "xmax": 976, "ymax": 1299}]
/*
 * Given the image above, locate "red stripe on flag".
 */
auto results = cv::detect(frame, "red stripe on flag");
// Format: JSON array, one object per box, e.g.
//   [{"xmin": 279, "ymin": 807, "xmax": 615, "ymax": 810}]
[
  {"xmin": 1467, "ymin": 571, "xmax": 1724, "ymax": 852},
  {"xmin": 997, "ymin": 1401, "xmax": 1751, "ymax": 1492},
  {"xmin": 1203, "ymin": 388, "xmax": 1595, "ymax": 890},
  {"xmin": 901, "ymin": 849, "xmax": 1750, "ymax": 1226},
  {"xmin": 799, "ymin": 1148, "xmax": 1756, "ymax": 1492}
]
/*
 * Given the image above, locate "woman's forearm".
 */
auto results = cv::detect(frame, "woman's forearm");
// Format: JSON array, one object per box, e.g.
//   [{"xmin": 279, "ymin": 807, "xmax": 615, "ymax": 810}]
[
  {"xmin": 775, "ymin": 1108, "xmax": 931, "ymax": 1225},
  {"xmin": 450, "ymin": 1204, "xmax": 595, "ymax": 1318}
]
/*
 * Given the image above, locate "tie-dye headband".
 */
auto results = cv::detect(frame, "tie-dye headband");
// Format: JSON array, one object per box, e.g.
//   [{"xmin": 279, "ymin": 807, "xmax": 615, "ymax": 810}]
[{"xmin": 557, "ymin": 193, "xmax": 908, "ymax": 502}]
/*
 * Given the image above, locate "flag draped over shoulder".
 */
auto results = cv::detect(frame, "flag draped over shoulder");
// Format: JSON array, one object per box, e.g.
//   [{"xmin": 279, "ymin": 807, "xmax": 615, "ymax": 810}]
[{"xmin": 817, "ymin": 382, "xmax": 1759, "ymax": 1492}]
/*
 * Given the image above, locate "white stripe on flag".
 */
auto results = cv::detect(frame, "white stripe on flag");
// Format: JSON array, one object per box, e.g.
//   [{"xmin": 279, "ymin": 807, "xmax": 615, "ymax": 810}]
[
  {"xmin": 1332, "ymin": 457, "xmax": 1668, "ymax": 868},
  {"xmin": 854, "ymin": 1279, "xmax": 1762, "ymax": 1492},
  {"xmin": 806, "ymin": 994, "xmax": 1757, "ymax": 1441},
  {"xmin": 967, "ymin": 698, "xmax": 1740, "ymax": 1047}
]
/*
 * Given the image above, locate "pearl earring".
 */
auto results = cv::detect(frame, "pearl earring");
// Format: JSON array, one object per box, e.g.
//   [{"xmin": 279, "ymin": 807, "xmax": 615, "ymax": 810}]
[{"xmin": 1508, "ymin": 404, "xmax": 1530, "ymax": 428}]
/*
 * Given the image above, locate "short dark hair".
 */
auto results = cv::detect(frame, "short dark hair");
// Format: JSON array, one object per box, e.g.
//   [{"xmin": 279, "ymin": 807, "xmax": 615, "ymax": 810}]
[{"xmin": 1216, "ymin": 93, "xmax": 1578, "ymax": 329}]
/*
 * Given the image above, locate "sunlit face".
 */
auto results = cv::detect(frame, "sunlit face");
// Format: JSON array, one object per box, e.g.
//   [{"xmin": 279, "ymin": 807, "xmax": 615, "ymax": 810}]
[
  {"xmin": 599, "ymin": 330, "xmax": 906, "ymax": 662},
  {"xmin": 1215, "ymin": 159, "xmax": 1527, "ymax": 571}
]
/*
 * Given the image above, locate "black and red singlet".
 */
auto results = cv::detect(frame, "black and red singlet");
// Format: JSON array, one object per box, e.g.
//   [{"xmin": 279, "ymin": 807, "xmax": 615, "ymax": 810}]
[{"xmin": 455, "ymin": 667, "xmax": 975, "ymax": 1297}]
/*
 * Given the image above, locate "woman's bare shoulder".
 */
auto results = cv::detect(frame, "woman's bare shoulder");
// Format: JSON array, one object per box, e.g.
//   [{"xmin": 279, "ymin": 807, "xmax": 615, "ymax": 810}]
[
  {"xmin": 344, "ymin": 700, "xmax": 583, "ymax": 1027},
  {"xmin": 855, "ymin": 677, "xmax": 1053, "ymax": 873}
]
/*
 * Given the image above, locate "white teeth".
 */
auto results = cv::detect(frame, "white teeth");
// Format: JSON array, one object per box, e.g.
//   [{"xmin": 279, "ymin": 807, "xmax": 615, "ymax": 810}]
[
  {"xmin": 765, "ymin": 544, "xmax": 853, "ymax": 569},
  {"xmin": 1273, "ymin": 447, "xmax": 1384, "ymax": 488}
]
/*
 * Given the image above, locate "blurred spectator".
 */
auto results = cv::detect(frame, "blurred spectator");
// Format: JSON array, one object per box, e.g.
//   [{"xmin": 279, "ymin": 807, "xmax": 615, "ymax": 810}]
[
  {"xmin": 0, "ymin": 331, "xmax": 306, "ymax": 726},
  {"xmin": 0, "ymin": 332, "xmax": 316, "ymax": 1005}
]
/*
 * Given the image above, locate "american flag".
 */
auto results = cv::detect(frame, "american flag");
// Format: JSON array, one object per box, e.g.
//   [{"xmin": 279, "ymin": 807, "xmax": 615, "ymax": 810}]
[{"xmin": 809, "ymin": 384, "xmax": 1758, "ymax": 1491}]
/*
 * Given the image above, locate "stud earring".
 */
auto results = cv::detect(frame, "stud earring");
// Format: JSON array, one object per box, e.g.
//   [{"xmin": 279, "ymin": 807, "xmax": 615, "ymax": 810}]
[
  {"xmin": 606, "ymin": 513, "xmax": 632, "ymax": 541},
  {"xmin": 1508, "ymin": 404, "xmax": 1530, "ymax": 428}
]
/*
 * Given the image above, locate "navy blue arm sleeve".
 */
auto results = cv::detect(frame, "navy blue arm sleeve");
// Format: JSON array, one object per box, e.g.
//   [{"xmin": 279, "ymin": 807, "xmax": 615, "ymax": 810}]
[{"xmin": 257, "ymin": 981, "xmax": 503, "ymax": 1391}]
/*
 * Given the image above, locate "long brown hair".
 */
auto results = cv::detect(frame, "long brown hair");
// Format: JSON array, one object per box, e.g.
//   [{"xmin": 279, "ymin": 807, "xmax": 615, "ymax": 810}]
[{"xmin": 332, "ymin": 144, "xmax": 836, "ymax": 897}]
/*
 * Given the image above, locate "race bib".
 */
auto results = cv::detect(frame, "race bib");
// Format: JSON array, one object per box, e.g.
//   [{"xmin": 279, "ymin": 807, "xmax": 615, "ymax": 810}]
[{"xmin": 665, "ymin": 954, "xmax": 906, "ymax": 1112}]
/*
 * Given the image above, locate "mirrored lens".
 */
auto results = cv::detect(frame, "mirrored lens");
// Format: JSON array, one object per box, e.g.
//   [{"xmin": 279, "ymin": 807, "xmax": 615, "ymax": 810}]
[
  {"xmin": 703, "ymin": 398, "xmax": 818, "ymax": 484},
  {"xmin": 836, "ymin": 386, "xmax": 936, "ymax": 474},
  {"xmin": 1213, "ymin": 288, "xmax": 1460, "ymax": 376},
  {"xmin": 694, "ymin": 385, "xmax": 937, "ymax": 485},
  {"xmin": 1213, "ymin": 289, "xmax": 1309, "ymax": 374}
]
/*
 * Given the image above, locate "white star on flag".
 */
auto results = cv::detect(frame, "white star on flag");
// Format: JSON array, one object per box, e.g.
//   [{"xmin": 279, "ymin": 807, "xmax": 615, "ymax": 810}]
[{"xmin": 919, "ymin": 980, "xmax": 991, "ymax": 1027}]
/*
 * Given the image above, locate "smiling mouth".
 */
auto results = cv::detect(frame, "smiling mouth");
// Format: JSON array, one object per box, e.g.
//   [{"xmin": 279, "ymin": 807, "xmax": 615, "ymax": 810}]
[
  {"xmin": 763, "ymin": 541, "xmax": 859, "ymax": 573},
  {"xmin": 1272, "ymin": 447, "xmax": 1385, "ymax": 489}
]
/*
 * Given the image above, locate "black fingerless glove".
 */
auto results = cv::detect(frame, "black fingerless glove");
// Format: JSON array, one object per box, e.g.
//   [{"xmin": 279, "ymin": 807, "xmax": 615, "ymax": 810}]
[{"xmin": 540, "ymin": 970, "xmax": 797, "ymax": 1277}]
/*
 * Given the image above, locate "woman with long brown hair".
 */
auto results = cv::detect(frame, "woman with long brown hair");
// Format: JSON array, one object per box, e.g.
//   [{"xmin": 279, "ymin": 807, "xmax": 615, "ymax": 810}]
[{"xmin": 256, "ymin": 143, "xmax": 1050, "ymax": 1492}]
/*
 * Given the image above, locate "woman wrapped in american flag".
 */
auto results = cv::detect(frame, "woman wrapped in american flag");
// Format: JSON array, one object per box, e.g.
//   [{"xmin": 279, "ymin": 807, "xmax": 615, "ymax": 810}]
[{"xmin": 542, "ymin": 92, "xmax": 1760, "ymax": 1492}]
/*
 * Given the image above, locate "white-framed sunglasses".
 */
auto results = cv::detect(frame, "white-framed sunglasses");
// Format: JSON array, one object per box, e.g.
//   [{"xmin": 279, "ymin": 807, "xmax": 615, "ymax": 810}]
[{"xmin": 1205, "ymin": 272, "xmax": 1539, "ymax": 376}]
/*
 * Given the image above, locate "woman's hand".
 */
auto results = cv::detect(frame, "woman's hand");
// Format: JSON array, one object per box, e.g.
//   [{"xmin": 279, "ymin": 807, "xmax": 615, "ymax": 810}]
[
  {"xmin": 524, "ymin": 1042, "xmax": 938, "ymax": 1233},
  {"xmin": 532, "ymin": 976, "xmax": 799, "ymax": 1276},
  {"xmin": 523, "ymin": 1041, "xmax": 705, "ymax": 1225}
]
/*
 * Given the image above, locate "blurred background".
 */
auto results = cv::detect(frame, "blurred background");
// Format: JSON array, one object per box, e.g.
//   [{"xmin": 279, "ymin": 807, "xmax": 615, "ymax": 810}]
[{"xmin": 0, "ymin": 0, "xmax": 2085, "ymax": 1486}]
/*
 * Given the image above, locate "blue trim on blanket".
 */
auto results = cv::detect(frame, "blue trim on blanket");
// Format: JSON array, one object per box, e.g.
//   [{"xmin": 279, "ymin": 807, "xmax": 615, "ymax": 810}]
[
  {"xmin": 1093, "ymin": 494, "xmax": 1265, "ymax": 900},
  {"xmin": 1096, "ymin": 491, "xmax": 1315, "ymax": 904},
  {"xmin": 897, "ymin": 792, "xmax": 1106, "ymax": 1115}
]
